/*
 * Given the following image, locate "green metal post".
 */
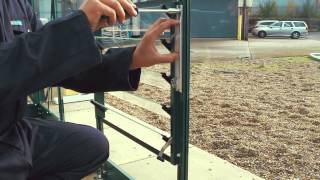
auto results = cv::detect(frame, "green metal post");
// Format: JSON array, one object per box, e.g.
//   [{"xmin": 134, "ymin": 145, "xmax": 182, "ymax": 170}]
[
  {"xmin": 30, "ymin": 91, "xmax": 43, "ymax": 104},
  {"xmin": 94, "ymin": 92, "xmax": 105, "ymax": 131},
  {"xmin": 170, "ymin": 9, "xmax": 180, "ymax": 166},
  {"xmin": 177, "ymin": 0, "xmax": 190, "ymax": 180},
  {"xmin": 51, "ymin": 0, "xmax": 57, "ymax": 20},
  {"xmin": 93, "ymin": 92, "xmax": 105, "ymax": 179},
  {"xmin": 57, "ymin": 87, "xmax": 65, "ymax": 122}
]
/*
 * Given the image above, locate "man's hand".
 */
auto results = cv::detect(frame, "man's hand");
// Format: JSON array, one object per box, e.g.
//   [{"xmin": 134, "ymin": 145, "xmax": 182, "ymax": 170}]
[
  {"xmin": 80, "ymin": 0, "xmax": 137, "ymax": 32},
  {"xmin": 131, "ymin": 19, "xmax": 180, "ymax": 69}
]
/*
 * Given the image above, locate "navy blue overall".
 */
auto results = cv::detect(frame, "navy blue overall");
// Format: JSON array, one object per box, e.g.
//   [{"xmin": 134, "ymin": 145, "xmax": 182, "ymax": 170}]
[{"xmin": 0, "ymin": 0, "xmax": 140, "ymax": 179}]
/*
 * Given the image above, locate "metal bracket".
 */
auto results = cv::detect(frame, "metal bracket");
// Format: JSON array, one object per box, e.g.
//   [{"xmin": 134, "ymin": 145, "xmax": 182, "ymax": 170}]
[
  {"xmin": 162, "ymin": 135, "xmax": 170, "ymax": 142},
  {"xmin": 157, "ymin": 137, "xmax": 173, "ymax": 162},
  {"xmin": 161, "ymin": 39, "xmax": 173, "ymax": 51},
  {"xmin": 161, "ymin": 104, "xmax": 171, "ymax": 114},
  {"xmin": 139, "ymin": 8, "xmax": 181, "ymax": 14},
  {"xmin": 91, "ymin": 100, "xmax": 107, "ymax": 112},
  {"xmin": 160, "ymin": 4, "xmax": 177, "ymax": 18},
  {"xmin": 161, "ymin": 72, "xmax": 173, "ymax": 84}
]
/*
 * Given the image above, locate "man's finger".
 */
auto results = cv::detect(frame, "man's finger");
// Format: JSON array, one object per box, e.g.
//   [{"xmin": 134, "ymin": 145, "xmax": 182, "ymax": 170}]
[
  {"xmin": 156, "ymin": 52, "xmax": 179, "ymax": 64},
  {"xmin": 99, "ymin": 3, "xmax": 117, "ymax": 25},
  {"xmin": 118, "ymin": 0, "xmax": 137, "ymax": 18},
  {"xmin": 148, "ymin": 18, "xmax": 168, "ymax": 31},
  {"xmin": 98, "ymin": 18, "xmax": 110, "ymax": 29},
  {"xmin": 100, "ymin": 0, "xmax": 126, "ymax": 23},
  {"xmin": 148, "ymin": 19, "xmax": 180, "ymax": 41},
  {"xmin": 155, "ymin": 19, "xmax": 180, "ymax": 35}
]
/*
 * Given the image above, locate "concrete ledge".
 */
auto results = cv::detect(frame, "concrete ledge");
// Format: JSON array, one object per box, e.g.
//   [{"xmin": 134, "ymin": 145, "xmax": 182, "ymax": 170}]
[{"xmin": 59, "ymin": 101, "xmax": 263, "ymax": 180}]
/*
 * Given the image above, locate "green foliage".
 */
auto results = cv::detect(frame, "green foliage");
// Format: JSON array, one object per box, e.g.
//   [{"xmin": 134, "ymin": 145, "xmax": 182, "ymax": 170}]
[{"xmin": 258, "ymin": 0, "xmax": 278, "ymax": 18}]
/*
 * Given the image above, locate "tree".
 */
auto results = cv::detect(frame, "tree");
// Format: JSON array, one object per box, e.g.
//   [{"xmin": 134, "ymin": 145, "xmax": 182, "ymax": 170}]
[
  {"xmin": 286, "ymin": 0, "xmax": 296, "ymax": 17},
  {"xmin": 317, "ymin": 0, "xmax": 320, "ymax": 18},
  {"xmin": 258, "ymin": 0, "xmax": 278, "ymax": 18},
  {"xmin": 299, "ymin": 0, "xmax": 317, "ymax": 18}
]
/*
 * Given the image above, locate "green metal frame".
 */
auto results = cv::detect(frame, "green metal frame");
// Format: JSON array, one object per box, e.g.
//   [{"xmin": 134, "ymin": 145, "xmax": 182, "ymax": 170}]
[{"xmin": 177, "ymin": 1, "xmax": 190, "ymax": 179}]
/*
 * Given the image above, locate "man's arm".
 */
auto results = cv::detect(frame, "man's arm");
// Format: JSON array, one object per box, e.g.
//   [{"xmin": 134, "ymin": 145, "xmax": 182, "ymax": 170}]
[
  {"xmin": 0, "ymin": 11, "xmax": 101, "ymax": 106},
  {"xmin": 56, "ymin": 18, "xmax": 180, "ymax": 93},
  {"xmin": 24, "ymin": 0, "xmax": 139, "ymax": 92},
  {"xmin": 57, "ymin": 47, "xmax": 141, "ymax": 92}
]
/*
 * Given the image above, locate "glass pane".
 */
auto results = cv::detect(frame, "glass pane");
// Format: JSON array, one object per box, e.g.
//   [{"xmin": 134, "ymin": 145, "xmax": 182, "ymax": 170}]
[
  {"xmin": 32, "ymin": 0, "xmax": 320, "ymax": 179},
  {"xmin": 191, "ymin": 0, "xmax": 320, "ymax": 179},
  {"xmin": 33, "ymin": 0, "xmax": 174, "ymax": 133}
]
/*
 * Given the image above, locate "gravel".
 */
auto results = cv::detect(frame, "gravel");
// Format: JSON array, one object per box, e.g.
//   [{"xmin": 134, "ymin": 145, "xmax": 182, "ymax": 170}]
[{"xmin": 106, "ymin": 56, "xmax": 320, "ymax": 179}]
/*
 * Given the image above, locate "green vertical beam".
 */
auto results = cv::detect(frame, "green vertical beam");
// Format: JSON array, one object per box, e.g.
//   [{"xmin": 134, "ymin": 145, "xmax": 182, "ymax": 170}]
[
  {"xmin": 178, "ymin": 0, "xmax": 190, "ymax": 179},
  {"xmin": 51, "ymin": 0, "xmax": 57, "ymax": 20},
  {"xmin": 30, "ymin": 90, "xmax": 45, "ymax": 104},
  {"xmin": 93, "ymin": 92, "xmax": 105, "ymax": 179},
  {"xmin": 170, "ymin": 70, "xmax": 182, "ymax": 165},
  {"xmin": 164, "ymin": 1, "xmax": 189, "ymax": 180},
  {"xmin": 57, "ymin": 87, "xmax": 65, "ymax": 122},
  {"xmin": 94, "ymin": 92, "xmax": 105, "ymax": 131},
  {"xmin": 170, "ymin": 10, "xmax": 180, "ymax": 166}
]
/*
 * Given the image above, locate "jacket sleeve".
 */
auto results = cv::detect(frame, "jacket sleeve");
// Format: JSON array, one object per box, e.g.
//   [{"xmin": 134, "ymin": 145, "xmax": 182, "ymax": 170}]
[
  {"xmin": 0, "ymin": 11, "xmax": 102, "ymax": 106},
  {"xmin": 57, "ymin": 47, "xmax": 141, "ymax": 92}
]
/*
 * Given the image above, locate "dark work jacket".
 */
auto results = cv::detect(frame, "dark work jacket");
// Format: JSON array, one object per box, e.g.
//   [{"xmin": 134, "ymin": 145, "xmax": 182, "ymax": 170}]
[{"xmin": 0, "ymin": 0, "xmax": 141, "ymax": 151}]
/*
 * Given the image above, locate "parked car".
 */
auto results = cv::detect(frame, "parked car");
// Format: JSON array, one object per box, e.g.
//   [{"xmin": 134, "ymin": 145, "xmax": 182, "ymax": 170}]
[
  {"xmin": 250, "ymin": 20, "xmax": 278, "ymax": 33},
  {"xmin": 252, "ymin": 21, "xmax": 309, "ymax": 39}
]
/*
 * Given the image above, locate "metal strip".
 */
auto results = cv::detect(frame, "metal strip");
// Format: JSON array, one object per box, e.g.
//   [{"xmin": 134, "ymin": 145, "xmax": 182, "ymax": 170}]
[
  {"xmin": 57, "ymin": 87, "xmax": 65, "ymax": 122},
  {"xmin": 138, "ymin": 8, "xmax": 181, "ymax": 14},
  {"xmin": 102, "ymin": 119, "xmax": 171, "ymax": 162},
  {"xmin": 94, "ymin": 93, "xmax": 105, "ymax": 131},
  {"xmin": 136, "ymin": 0, "xmax": 176, "ymax": 8},
  {"xmin": 91, "ymin": 100, "xmax": 167, "ymax": 137}
]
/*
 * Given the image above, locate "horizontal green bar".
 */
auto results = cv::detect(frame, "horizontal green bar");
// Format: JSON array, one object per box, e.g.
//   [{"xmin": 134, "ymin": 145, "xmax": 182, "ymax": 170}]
[{"xmin": 136, "ymin": 0, "xmax": 176, "ymax": 8}]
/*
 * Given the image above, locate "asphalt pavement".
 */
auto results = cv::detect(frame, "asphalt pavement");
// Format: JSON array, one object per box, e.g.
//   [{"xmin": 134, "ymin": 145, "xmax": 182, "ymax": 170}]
[
  {"xmin": 190, "ymin": 32, "xmax": 320, "ymax": 61},
  {"xmin": 248, "ymin": 32, "xmax": 320, "ymax": 59}
]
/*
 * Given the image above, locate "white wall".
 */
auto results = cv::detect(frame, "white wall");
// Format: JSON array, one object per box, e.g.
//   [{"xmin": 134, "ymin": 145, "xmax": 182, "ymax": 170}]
[{"xmin": 238, "ymin": 0, "xmax": 253, "ymax": 7}]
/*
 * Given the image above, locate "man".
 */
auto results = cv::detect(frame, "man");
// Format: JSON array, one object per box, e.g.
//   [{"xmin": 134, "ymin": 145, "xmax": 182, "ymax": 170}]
[{"xmin": 0, "ymin": 0, "xmax": 179, "ymax": 179}]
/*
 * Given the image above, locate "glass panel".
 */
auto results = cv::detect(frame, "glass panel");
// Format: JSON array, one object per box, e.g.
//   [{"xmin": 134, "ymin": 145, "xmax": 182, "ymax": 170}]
[
  {"xmin": 33, "ymin": 0, "xmax": 320, "ymax": 179},
  {"xmin": 191, "ymin": 0, "xmax": 320, "ymax": 179},
  {"xmin": 31, "ymin": 0, "xmax": 190, "ymax": 179},
  {"xmin": 33, "ymin": 0, "xmax": 177, "ymax": 150},
  {"xmin": 33, "ymin": 0, "xmax": 83, "ymax": 22}
]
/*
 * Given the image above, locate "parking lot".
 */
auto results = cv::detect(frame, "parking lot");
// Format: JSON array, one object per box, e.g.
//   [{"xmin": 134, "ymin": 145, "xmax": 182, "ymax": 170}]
[
  {"xmin": 190, "ymin": 32, "xmax": 320, "ymax": 61},
  {"xmin": 249, "ymin": 32, "xmax": 320, "ymax": 59}
]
